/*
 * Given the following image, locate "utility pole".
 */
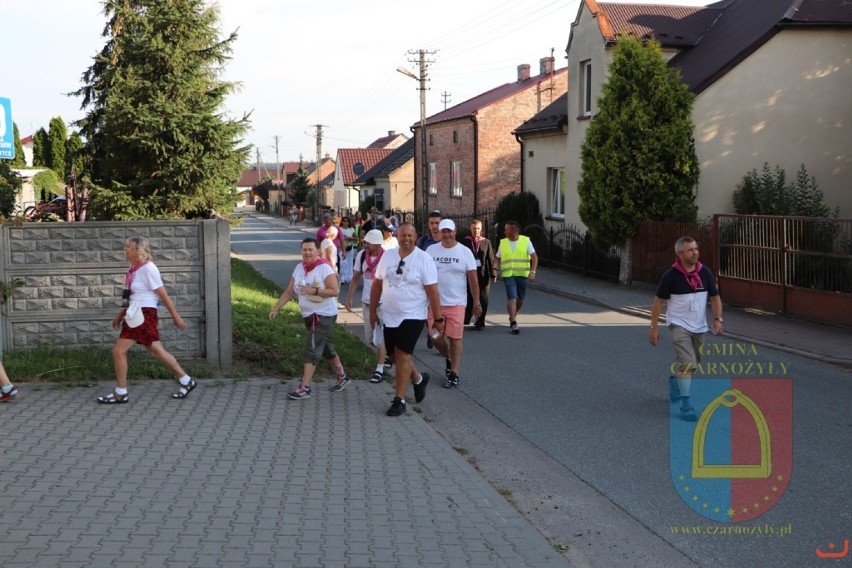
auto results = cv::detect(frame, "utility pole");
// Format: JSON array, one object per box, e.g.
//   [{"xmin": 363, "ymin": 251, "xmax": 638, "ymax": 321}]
[
  {"xmin": 397, "ymin": 48, "xmax": 436, "ymax": 219},
  {"xmin": 441, "ymin": 91, "xmax": 452, "ymax": 110},
  {"xmin": 272, "ymin": 135, "xmax": 281, "ymax": 209},
  {"xmin": 311, "ymin": 124, "xmax": 328, "ymax": 220}
]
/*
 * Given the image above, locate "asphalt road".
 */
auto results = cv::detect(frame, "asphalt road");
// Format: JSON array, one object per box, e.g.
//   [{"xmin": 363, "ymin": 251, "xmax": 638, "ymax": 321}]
[{"xmin": 231, "ymin": 214, "xmax": 852, "ymax": 568}]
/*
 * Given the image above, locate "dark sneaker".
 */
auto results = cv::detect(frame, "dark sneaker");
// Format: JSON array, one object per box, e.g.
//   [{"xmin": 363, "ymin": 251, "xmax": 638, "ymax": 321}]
[
  {"xmin": 369, "ymin": 370, "xmax": 384, "ymax": 384},
  {"xmin": 444, "ymin": 372, "xmax": 460, "ymax": 389},
  {"xmin": 426, "ymin": 336, "xmax": 433, "ymax": 349},
  {"xmin": 329, "ymin": 374, "xmax": 351, "ymax": 392},
  {"xmin": 680, "ymin": 406, "xmax": 697, "ymax": 422},
  {"xmin": 387, "ymin": 397, "xmax": 407, "ymax": 416},
  {"xmin": 669, "ymin": 376, "xmax": 681, "ymax": 403},
  {"xmin": 413, "ymin": 373, "xmax": 430, "ymax": 403},
  {"xmin": 0, "ymin": 386, "xmax": 19, "ymax": 402},
  {"xmin": 288, "ymin": 385, "xmax": 312, "ymax": 400},
  {"xmin": 510, "ymin": 321, "xmax": 519, "ymax": 335}
]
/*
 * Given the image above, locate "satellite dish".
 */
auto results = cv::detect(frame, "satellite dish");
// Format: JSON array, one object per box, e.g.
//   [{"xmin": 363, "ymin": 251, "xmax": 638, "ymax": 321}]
[{"xmin": 353, "ymin": 162, "xmax": 365, "ymax": 176}]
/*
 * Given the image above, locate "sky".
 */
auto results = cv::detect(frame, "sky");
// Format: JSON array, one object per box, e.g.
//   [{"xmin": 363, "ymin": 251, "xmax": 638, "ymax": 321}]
[{"xmin": 3, "ymin": 0, "xmax": 706, "ymax": 167}]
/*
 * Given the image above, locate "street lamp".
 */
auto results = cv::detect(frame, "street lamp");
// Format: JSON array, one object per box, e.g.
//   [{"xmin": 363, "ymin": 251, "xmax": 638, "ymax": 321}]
[{"xmin": 396, "ymin": 64, "xmax": 429, "ymax": 219}]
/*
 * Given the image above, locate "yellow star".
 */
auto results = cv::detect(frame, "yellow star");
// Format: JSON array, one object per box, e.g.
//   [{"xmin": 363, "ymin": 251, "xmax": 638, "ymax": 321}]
[
  {"xmin": 714, "ymin": 507, "xmax": 721, "ymax": 514},
  {"xmin": 684, "ymin": 486, "xmax": 690, "ymax": 493},
  {"xmin": 764, "ymin": 495, "xmax": 770, "ymax": 502},
  {"xmin": 772, "ymin": 486, "xmax": 778, "ymax": 492},
  {"xmin": 693, "ymin": 495, "xmax": 699, "ymax": 501},
  {"xmin": 742, "ymin": 507, "xmax": 749, "ymax": 514},
  {"xmin": 679, "ymin": 475, "xmax": 685, "ymax": 481},
  {"xmin": 777, "ymin": 475, "xmax": 785, "ymax": 481},
  {"xmin": 702, "ymin": 503, "xmax": 709, "ymax": 509},
  {"xmin": 727, "ymin": 508, "xmax": 736, "ymax": 517},
  {"xmin": 754, "ymin": 503, "xmax": 760, "ymax": 509}
]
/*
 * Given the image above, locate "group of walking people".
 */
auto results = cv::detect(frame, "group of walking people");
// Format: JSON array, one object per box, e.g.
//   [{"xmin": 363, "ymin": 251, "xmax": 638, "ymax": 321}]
[
  {"xmin": 1, "ymin": 214, "xmax": 717, "ymax": 425},
  {"xmin": 294, "ymin": 207, "xmax": 539, "ymax": 417}
]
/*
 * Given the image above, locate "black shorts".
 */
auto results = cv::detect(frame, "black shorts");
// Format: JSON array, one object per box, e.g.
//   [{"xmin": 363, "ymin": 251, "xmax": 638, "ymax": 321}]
[{"xmin": 383, "ymin": 319, "xmax": 425, "ymax": 356}]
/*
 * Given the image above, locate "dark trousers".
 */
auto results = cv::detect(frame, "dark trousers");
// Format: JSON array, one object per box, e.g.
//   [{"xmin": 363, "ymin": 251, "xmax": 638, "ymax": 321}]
[{"xmin": 465, "ymin": 280, "xmax": 490, "ymax": 327}]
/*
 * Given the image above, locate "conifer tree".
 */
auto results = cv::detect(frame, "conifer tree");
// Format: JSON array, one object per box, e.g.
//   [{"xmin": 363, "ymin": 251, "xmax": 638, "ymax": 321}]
[
  {"xmin": 74, "ymin": 0, "xmax": 251, "ymax": 219},
  {"xmin": 48, "ymin": 116, "xmax": 68, "ymax": 179},
  {"xmin": 578, "ymin": 35, "xmax": 699, "ymax": 252},
  {"xmin": 10, "ymin": 123, "xmax": 26, "ymax": 167},
  {"xmin": 32, "ymin": 128, "xmax": 49, "ymax": 167},
  {"xmin": 65, "ymin": 131, "xmax": 85, "ymax": 179}
]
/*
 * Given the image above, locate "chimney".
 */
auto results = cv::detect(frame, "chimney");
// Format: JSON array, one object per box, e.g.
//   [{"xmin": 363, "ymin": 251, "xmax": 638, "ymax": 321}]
[
  {"xmin": 540, "ymin": 56, "xmax": 555, "ymax": 76},
  {"xmin": 387, "ymin": 130, "xmax": 395, "ymax": 136},
  {"xmin": 517, "ymin": 64, "xmax": 531, "ymax": 82}
]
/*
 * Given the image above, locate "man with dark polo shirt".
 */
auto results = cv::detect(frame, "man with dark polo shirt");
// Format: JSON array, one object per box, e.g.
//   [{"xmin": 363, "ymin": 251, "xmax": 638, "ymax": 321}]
[
  {"xmin": 370, "ymin": 223, "xmax": 443, "ymax": 416},
  {"xmin": 649, "ymin": 235, "xmax": 724, "ymax": 422}
]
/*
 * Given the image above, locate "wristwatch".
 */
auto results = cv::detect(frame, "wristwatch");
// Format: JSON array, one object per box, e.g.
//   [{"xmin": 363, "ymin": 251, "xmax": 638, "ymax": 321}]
[
  {"xmin": 714, "ymin": 317, "xmax": 724, "ymax": 322},
  {"xmin": 435, "ymin": 317, "xmax": 445, "ymax": 323}
]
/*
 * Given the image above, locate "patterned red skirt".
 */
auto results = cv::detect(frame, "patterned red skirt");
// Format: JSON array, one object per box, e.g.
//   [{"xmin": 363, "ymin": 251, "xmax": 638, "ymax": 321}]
[{"xmin": 119, "ymin": 307, "xmax": 160, "ymax": 346}]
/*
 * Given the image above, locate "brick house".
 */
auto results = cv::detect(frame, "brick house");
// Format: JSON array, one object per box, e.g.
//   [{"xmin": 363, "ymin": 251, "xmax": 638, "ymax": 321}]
[{"xmin": 412, "ymin": 57, "xmax": 567, "ymax": 217}]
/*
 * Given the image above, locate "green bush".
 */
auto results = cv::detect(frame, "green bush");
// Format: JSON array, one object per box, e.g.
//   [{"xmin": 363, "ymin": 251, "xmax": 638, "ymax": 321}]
[{"xmin": 494, "ymin": 192, "xmax": 544, "ymax": 238}]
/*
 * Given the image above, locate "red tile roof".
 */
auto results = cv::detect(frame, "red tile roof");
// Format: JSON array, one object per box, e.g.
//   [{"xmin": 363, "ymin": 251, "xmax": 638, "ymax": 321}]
[
  {"xmin": 423, "ymin": 67, "xmax": 568, "ymax": 126},
  {"xmin": 336, "ymin": 148, "xmax": 394, "ymax": 185}
]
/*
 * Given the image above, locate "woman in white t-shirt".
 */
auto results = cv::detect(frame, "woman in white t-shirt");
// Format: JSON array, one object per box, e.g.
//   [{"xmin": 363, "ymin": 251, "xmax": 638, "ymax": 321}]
[
  {"xmin": 320, "ymin": 226, "xmax": 339, "ymax": 276},
  {"xmin": 269, "ymin": 237, "xmax": 351, "ymax": 399},
  {"xmin": 97, "ymin": 236, "xmax": 194, "ymax": 404}
]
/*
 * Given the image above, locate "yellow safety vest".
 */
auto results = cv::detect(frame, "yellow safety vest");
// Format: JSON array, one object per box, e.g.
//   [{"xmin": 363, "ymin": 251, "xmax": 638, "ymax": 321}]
[{"xmin": 499, "ymin": 236, "xmax": 532, "ymax": 277}]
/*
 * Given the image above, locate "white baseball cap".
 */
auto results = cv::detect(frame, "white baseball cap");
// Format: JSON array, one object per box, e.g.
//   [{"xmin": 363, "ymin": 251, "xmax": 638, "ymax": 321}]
[
  {"xmin": 438, "ymin": 219, "xmax": 455, "ymax": 231},
  {"xmin": 364, "ymin": 229, "xmax": 384, "ymax": 245}
]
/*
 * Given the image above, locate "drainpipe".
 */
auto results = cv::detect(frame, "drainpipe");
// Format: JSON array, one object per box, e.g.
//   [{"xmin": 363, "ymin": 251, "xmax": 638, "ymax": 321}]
[
  {"xmin": 514, "ymin": 131, "xmax": 525, "ymax": 195},
  {"xmin": 470, "ymin": 115, "xmax": 478, "ymax": 214}
]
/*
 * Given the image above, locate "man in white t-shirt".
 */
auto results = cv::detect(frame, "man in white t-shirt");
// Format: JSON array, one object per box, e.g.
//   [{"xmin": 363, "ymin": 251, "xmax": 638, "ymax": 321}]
[
  {"xmin": 370, "ymin": 223, "xmax": 443, "ymax": 416},
  {"xmin": 425, "ymin": 219, "xmax": 481, "ymax": 388}
]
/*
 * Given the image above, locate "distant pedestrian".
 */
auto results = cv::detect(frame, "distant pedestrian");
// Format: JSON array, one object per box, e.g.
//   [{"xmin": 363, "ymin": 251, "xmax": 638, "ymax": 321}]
[
  {"xmin": 269, "ymin": 238, "xmax": 351, "ymax": 399},
  {"xmin": 462, "ymin": 218, "xmax": 496, "ymax": 330},
  {"xmin": 97, "ymin": 236, "xmax": 195, "ymax": 404},
  {"xmin": 339, "ymin": 217, "xmax": 357, "ymax": 284},
  {"xmin": 426, "ymin": 219, "xmax": 481, "ymax": 388},
  {"xmin": 417, "ymin": 210, "xmax": 442, "ymax": 251},
  {"xmin": 649, "ymin": 236, "xmax": 724, "ymax": 422},
  {"xmin": 370, "ymin": 223, "xmax": 442, "ymax": 416},
  {"xmin": 344, "ymin": 229, "xmax": 388, "ymax": 384},
  {"xmin": 494, "ymin": 221, "xmax": 538, "ymax": 334},
  {"xmin": 320, "ymin": 225, "xmax": 339, "ymax": 276},
  {"xmin": 289, "ymin": 205, "xmax": 298, "ymax": 225},
  {"xmin": 0, "ymin": 361, "xmax": 18, "ymax": 402},
  {"xmin": 379, "ymin": 221, "xmax": 398, "ymax": 250},
  {"xmin": 317, "ymin": 211, "xmax": 343, "ymax": 252}
]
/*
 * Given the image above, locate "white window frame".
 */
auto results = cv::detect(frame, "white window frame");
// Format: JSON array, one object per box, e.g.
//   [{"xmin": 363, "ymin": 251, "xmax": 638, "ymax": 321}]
[
  {"xmin": 428, "ymin": 162, "xmax": 437, "ymax": 195},
  {"xmin": 581, "ymin": 59, "xmax": 592, "ymax": 117},
  {"xmin": 549, "ymin": 168, "xmax": 566, "ymax": 218},
  {"xmin": 451, "ymin": 161, "xmax": 462, "ymax": 197}
]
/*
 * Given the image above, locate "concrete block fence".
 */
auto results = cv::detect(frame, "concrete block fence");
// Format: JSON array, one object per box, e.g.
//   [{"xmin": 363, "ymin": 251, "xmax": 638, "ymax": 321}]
[{"xmin": 0, "ymin": 220, "xmax": 232, "ymax": 367}]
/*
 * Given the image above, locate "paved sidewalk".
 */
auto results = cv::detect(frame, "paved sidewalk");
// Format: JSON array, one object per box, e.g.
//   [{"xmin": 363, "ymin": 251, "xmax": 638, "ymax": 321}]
[{"xmin": 0, "ymin": 378, "xmax": 571, "ymax": 567}]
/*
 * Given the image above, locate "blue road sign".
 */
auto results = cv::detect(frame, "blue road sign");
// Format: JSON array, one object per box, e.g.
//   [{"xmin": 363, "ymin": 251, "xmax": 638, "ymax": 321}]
[{"xmin": 0, "ymin": 97, "xmax": 15, "ymax": 160}]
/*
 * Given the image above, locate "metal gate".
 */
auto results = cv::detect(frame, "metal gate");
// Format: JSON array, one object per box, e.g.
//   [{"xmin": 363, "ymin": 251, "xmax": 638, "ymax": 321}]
[{"xmin": 715, "ymin": 214, "xmax": 852, "ymax": 326}]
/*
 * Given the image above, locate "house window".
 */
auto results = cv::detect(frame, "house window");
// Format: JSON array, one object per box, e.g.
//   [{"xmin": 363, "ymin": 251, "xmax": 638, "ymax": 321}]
[
  {"xmin": 451, "ymin": 161, "xmax": 462, "ymax": 198},
  {"xmin": 581, "ymin": 59, "xmax": 592, "ymax": 117},
  {"xmin": 549, "ymin": 168, "xmax": 566, "ymax": 218},
  {"xmin": 429, "ymin": 134, "xmax": 434, "ymax": 146},
  {"xmin": 453, "ymin": 131, "xmax": 458, "ymax": 143},
  {"xmin": 428, "ymin": 162, "xmax": 437, "ymax": 195}
]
